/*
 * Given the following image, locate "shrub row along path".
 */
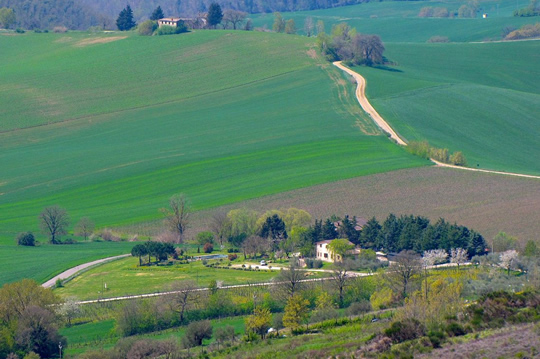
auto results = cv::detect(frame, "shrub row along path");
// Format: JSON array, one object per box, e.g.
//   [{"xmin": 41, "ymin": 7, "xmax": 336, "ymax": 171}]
[
  {"xmin": 42, "ymin": 254, "xmax": 130, "ymax": 288},
  {"xmin": 333, "ymin": 61, "xmax": 540, "ymax": 180}
]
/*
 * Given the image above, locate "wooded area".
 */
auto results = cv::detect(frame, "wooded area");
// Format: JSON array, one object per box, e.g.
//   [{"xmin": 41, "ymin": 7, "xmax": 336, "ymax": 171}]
[{"xmin": 0, "ymin": 0, "xmax": 369, "ymax": 30}]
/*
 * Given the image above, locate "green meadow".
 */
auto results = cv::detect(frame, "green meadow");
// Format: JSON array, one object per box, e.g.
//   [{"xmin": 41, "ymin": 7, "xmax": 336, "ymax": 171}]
[
  {"xmin": 251, "ymin": 0, "xmax": 536, "ymax": 42},
  {"xmin": 0, "ymin": 30, "xmax": 425, "ymax": 284},
  {"xmin": 61, "ymin": 315, "xmax": 248, "ymax": 356},
  {"xmin": 355, "ymin": 40, "xmax": 540, "ymax": 175},
  {"xmin": 0, "ymin": 241, "xmax": 136, "ymax": 284},
  {"xmin": 54, "ymin": 257, "xmax": 282, "ymax": 300}
]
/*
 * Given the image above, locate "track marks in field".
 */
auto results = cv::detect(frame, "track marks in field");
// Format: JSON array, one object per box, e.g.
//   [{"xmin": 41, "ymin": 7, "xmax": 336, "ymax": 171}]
[{"xmin": 324, "ymin": 64, "xmax": 379, "ymax": 136}]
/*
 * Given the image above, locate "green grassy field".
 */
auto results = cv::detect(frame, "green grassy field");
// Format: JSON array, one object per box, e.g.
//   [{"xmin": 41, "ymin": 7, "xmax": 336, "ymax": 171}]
[
  {"xmin": 0, "ymin": 31, "xmax": 426, "ymax": 246},
  {"xmin": 354, "ymin": 40, "xmax": 540, "ymax": 175},
  {"xmin": 61, "ymin": 314, "xmax": 249, "ymax": 356},
  {"xmin": 0, "ymin": 241, "xmax": 136, "ymax": 284},
  {"xmin": 251, "ymin": 0, "xmax": 535, "ymax": 42},
  {"xmin": 54, "ymin": 256, "xmax": 329, "ymax": 300}
]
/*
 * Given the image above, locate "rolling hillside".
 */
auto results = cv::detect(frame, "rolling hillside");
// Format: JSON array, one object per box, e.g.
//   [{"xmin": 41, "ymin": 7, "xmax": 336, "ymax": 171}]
[
  {"xmin": 0, "ymin": 31, "xmax": 426, "ymax": 247},
  {"xmin": 355, "ymin": 40, "xmax": 540, "ymax": 175},
  {"xmin": 251, "ymin": 0, "xmax": 536, "ymax": 42}
]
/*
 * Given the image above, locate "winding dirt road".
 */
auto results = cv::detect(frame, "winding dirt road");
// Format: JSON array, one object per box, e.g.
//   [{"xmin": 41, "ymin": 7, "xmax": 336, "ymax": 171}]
[
  {"xmin": 333, "ymin": 61, "xmax": 540, "ymax": 180},
  {"xmin": 333, "ymin": 61, "xmax": 407, "ymax": 146}
]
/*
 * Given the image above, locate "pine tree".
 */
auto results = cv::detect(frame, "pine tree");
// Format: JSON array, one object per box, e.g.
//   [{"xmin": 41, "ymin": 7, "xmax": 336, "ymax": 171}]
[
  {"xmin": 117, "ymin": 4, "xmax": 136, "ymax": 31},
  {"xmin": 207, "ymin": 3, "xmax": 223, "ymax": 28},
  {"xmin": 150, "ymin": 6, "xmax": 164, "ymax": 21}
]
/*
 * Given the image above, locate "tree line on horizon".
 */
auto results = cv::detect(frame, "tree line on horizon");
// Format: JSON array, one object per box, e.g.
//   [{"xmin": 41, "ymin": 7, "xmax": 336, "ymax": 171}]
[{"xmin": 0, "ymin": 0, "xmax": 369, "ymax": 31}]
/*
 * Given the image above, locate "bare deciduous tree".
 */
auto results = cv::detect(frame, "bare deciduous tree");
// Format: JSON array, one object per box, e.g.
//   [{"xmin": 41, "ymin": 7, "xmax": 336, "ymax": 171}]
[
  {"xmin": 303, "ymin": 16, "xmax": 314, "ymax": 37},
  {"xmin": 316, "ymin": 20, "xmax": 325, "ymax": 35},
  {"xmin": 75, "ymin": 217, "xmax": 94, "ymax": 241},
  {"xmin": 276, "ymin": 257, "xmax": 304, "ymax": 299},
  {"xmin": 39, "ymin": 205, "xmax": 70, "ymax": 244},
  {"xmin": 210, "ymin": 210, "xmax": 230, "ymax": 246},
  {"xmin": 385, "ymin": 250, "xmax": 422, "ymax": 299},
  {"xmin": 242, "ymin": 235, "xmax": 270, "ymax": 259},
  {"xmin": 161, "ymin": 194, "xmax": 190, "ymax": 243},
  {"xmin": 223, "ymin": 9, "xmax": 247, "ymax": 29},
  {"xmin": 330, "ymin": 259, "xmax": 353, "ymax": 307},
  {"xmin": 163, "ymin": 280, "xmax": 199, "ymax": 323}
]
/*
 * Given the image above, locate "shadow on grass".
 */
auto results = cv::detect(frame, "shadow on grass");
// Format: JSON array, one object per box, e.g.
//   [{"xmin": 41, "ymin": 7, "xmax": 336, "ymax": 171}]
[{"xmin": 373, "ymin": 65, "xmax": 403, "ymax": 73}]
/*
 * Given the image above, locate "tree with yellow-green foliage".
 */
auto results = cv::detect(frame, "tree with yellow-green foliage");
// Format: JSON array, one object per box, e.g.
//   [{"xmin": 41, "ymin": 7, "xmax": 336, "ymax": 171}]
[
  {"xmin": 370, "ymin": 287, "xmax": 394, "ymax": 310},
  {"xmin": 283, "ymin": 294, "xmax": 310, "ymax": 330},
  {"xmin": 285, "ymin": 19, "xmax": 296, "ymax": 34},
  {"xmin": 327, "ymin": 238, "xmax": 355, "ymax": 262},
  {"xmin": 245, "ymin": 306, "xmax": 272, "ymax": 339},
  {"xmin": 0, "ymin": 7, "xmax": 16, "ymax": 29},
  {"xmin": 272, "ymin": 12, "xmax": 285, "ymax": 32}
]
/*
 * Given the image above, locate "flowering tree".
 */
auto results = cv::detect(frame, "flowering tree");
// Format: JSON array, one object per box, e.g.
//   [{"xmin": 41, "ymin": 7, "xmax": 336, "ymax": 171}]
[
  {"xmin": 423, "ymin": 249, "xmax": 448, "ymax": 267},
  {"xmin": 500, "ymin": 250, "xmax": 519, "ymax": 275},
  {"xmin": 422, "ymin": 249, "xmax": 448, "ymax": 300},
  {"xmin": 450, "ymin": 248, "xmax": 468, "ymax": 270}
]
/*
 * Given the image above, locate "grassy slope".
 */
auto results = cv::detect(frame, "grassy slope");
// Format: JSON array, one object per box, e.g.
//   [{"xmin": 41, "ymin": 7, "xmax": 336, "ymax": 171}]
[
  {"xmin": 355, "ymin": 40, "xmax": 540, "ymax": 174},
  {"xmin": 61, "ymin": 315, "xmax": 248, "ymax": 356},
  {"xmin": 0, "ymin": 31, "xmax": 425, "ymax": 242},
  {"xmin": 0, "ymin": 241, "xmax": 136, "ymax": 284},
  {"xmin": 251, "ymin": 0, "xmax": 535, "ymax": 42}
]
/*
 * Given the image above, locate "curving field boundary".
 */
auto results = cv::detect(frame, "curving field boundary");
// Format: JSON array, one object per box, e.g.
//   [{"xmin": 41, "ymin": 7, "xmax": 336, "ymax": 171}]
[{"xmin": 333, "ymin": 61, "xmax": 540, "ymax": 180}]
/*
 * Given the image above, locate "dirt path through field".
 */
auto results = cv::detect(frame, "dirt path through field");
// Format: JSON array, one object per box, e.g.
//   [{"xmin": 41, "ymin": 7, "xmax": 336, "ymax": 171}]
[
  {"xmin": 430, "ymin": 159, "xmax": 540, "ymax": 179},
  {"xmin": 42, "ymin": 254, "xmax": 130, "ymax": 288},
  {"xmin": 333, "ymin": 61, "xmax": 407, "ymax": 145},
  {"xmin": 333, "ymin": 61, "xmax": 540, "ymax": 180}
]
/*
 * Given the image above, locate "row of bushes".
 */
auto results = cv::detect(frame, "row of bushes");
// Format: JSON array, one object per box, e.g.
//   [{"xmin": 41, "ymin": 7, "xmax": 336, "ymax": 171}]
[
  {"xmin": 137, "ymin": 20, "xmax": 187, "ymax": 36},
  {"xmin": 505, "ymin": 23, "xmax": 540, "ymax": 40},
  {"xmin": 378, "ymin": 289, "xmax": 540, "ymax": 356},
  {"xmin": 407, "ymin": 140, "xmax": 467, "ymax": 166},
  {"xmin": 304, "ymin": 258, "xmax": 323, "ymax": 269}
]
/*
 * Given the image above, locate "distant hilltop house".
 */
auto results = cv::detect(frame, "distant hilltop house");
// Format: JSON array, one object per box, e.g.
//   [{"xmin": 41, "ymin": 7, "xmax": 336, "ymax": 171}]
[
  {"xmin": 158, "ymin": 16, "xmax": 207, "ymax": 29},
  {"xmin": 158, "ymin": 17, "xmax": 182, "ymax": 27},
  {"xmin": 315, "ymin": 239, "xmax": 361, "ymax": 262}
]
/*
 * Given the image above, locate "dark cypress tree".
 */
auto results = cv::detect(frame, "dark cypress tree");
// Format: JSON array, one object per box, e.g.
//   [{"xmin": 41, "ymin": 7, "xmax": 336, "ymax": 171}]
[
  {"xmin": 468, "ymin": 231, "xmax": 487, "ymax": 257},
  {"xmin": 150, "ymin": 6, "xmax": 165, "ymax": 21},
  {"xmin": 260, "ymin": 215, "xmax": 287, "ymax": 240},
  {"xmin": 360, "ymin": 217, "xmax": 381, "ymax": 249},
  {"xmin": 306, "ymin": 219, "xmax": 323, "ymax": 244},
  {"xmin": 117, "ymin": 4, "xmax": 136, "ymax": 31},
  {"xmin": 207, "ymin": 2, "xmax": 223, "ymax": 28},
  {"xmin": 322, "ymin": 218, "xmax": 337, "ymax": 240},
  {"xmin": 380, "ymin": 213, "xmax": 401, "ymax": 252}
]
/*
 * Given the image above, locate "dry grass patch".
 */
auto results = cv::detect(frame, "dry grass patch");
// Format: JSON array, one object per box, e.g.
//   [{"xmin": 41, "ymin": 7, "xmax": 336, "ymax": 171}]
[
  {"xmin": 417, "ymin": 323, "xmax": 540, "ymax": 359},
  {"xmin": 75, "ymin": 36, "xmax": 127, "ymax": 47}
]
